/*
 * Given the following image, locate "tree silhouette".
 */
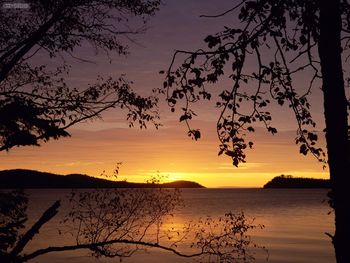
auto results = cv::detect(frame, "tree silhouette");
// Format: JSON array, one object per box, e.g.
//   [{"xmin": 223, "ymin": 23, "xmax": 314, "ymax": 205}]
[
  {"xmin": 0, "ymin": 189, "xmax": 264, "ymax": 263},
  {"xmin": 162, "ymin": 1, "xmax": 349, "ymax": 262},
  {"xmin": 0, "ymin": 190, "xmax": 28, "ymax": 261},
  {"xmin": 0, "ymin": 0, "xmax": 161, "ymax": 151}
]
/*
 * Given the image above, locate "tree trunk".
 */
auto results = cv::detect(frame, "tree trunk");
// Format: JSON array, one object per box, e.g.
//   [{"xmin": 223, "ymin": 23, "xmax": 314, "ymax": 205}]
[{"xmin": 318, "ymin": 1, "xmax": 350, "ymax": 263}]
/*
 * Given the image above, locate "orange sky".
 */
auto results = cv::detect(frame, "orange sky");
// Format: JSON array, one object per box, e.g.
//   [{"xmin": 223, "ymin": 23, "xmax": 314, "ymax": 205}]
[
  {"xmin": 0, "ymin": 0, "xmax": 330, "ymax": 187},
  {"xmin": 0, "ymin": 117, "xmax": 328, "ymax": 187}
]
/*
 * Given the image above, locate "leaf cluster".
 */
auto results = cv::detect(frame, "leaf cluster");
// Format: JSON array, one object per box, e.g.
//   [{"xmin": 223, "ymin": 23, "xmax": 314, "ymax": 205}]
[
  {"xmin": 0, "ymin": 0, "xmax": 161, "ymax": 151},
  {"xmin": 160, "ymin": 0, "xmax": 350, "ymax": 166},
  {"xmin": 0, "ymin": 190, "xmax": 28, "ymax": 258}
]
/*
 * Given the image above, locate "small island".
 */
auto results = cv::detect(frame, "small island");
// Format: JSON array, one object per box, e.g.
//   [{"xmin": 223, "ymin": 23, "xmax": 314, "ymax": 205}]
[
  {"xmin": 263, "ymin": 174, "xmax": 331, "ymax": 188},
  {"xmin": 0, "ymin": 169, "xmax": 205, "ymax": 189}
]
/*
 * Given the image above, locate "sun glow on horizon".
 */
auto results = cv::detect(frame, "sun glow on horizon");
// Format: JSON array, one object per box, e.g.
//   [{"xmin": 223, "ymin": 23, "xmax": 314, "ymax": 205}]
[
  {"xmin": 113, "ymin": 168, "xmax": 329, "ymax": 188},
  {"xmin": 0, "ymin": 0, "xmax": 333, "ymax": 191}
]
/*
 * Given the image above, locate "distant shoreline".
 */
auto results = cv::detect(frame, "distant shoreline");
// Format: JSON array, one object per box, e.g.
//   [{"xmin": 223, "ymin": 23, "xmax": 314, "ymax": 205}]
[
  {"xmin": 0, "ymin": 169, "xmax": 205, "ymax": 189},
  {"xmin": 263, "ymin": 175, "xmax": 330, "ymax": 188},
  {"xmin": 0, "ymin": 170, "xmax": 331, "ymax": 189}
]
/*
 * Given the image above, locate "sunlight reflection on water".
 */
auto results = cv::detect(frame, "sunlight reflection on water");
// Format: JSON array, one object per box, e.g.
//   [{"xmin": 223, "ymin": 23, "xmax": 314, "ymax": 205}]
[{"xmin": 24, "ymin": 188, "xmax": 334, "ymax": 263}]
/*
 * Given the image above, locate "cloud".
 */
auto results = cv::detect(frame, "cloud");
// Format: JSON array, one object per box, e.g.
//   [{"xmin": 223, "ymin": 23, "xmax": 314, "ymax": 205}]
[
  {"xmin": 217, "ymin": 162, "xmax": 266, "ymax": 170},
  {"xmin": 58, "ymin": 161, "xmax": 104, "ymax": 167}
]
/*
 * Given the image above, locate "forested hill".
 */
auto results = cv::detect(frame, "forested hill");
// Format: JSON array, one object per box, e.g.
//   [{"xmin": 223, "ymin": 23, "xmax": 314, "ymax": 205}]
[
  {"xmin": 0, "ymin": 169, "xmax": 205, "ymax": 189},
  {"xmin": 264, "ymin": 175, "xmax": 331, "ymax": 188}
]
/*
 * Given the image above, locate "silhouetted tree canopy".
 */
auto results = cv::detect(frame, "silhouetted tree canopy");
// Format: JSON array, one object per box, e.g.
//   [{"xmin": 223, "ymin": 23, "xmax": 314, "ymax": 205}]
[
  {"xmin": 0, "ymin": 0, "xmax": 161, "ymax": 151},
  {"xmin": 163, "ymin": 0, "xmax": 349, "ymax": 262},
  {"xmin": 163, "ymin": 0, "xmax": 349, "ymax": 166}
]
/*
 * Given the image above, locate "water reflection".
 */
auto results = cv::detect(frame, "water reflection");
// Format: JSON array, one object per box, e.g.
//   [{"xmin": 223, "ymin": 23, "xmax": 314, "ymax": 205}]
[{"xmin": 2, "ymin": 188, "xmax": 267, "ymax": 263}]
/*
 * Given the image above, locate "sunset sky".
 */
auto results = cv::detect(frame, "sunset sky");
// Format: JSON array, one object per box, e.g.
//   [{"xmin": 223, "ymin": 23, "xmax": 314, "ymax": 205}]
[{"xmin": 0, "ymin": 0, "xmax": 329, "ymax": 187}]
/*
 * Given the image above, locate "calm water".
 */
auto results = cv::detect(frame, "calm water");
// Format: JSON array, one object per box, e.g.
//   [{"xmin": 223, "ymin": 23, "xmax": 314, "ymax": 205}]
[{"xmin": 23, "ymin": 188, "xmax": 335, "ymax": 263}]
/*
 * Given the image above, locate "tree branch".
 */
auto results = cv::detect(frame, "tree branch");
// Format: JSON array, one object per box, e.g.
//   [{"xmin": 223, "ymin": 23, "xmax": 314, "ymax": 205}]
[
  {"xmin": 10, "ymin": 201, "xmax": 61, "ymax": 258},
  {"xmin": 21, "ymin": 238, "xmax": 214, "ymax": 262},
  {"xmin": 0, "ymin": 8, "xmax": 64, "ymax": 83}
]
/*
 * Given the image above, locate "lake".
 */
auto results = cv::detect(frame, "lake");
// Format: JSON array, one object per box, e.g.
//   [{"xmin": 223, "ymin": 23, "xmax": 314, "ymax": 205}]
[{"xmin": 23, "ymin": 188, "xmax": 335, "ymax": 263}]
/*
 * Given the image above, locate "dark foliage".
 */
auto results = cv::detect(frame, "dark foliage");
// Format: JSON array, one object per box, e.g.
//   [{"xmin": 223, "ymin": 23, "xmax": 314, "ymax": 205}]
[
  {"xmin": 0, "ymin": 190, "xmax": 28, "ymax": 261},
  {"xmin": 0, "ymin": 0, "xmax": 161, "ymax": 151},
  {"xmin": 161, "ymin": 1, "xmax": 349, "ymax": 262},
  {"xmin": 161, "ymin": 0, "xmax": 349, "ymax": 167}
]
